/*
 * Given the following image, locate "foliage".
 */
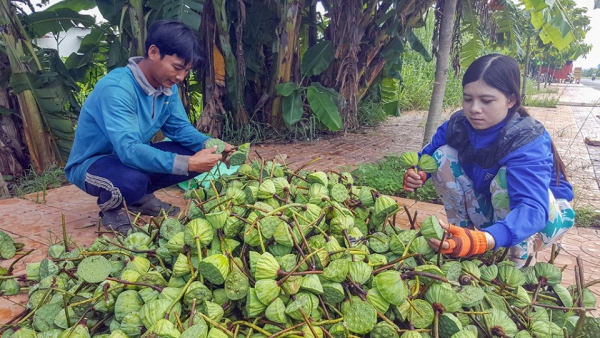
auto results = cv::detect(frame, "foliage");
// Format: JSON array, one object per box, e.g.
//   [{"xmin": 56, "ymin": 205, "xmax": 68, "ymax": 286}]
[
  {"xmin": 357, "ymin": 92, "xmax": 388, "ymax": 128},
  {"xmin": 574, "ymin": 207, "xmax": 600, "ymax": 228},
  {"xmin": 523, "ymin": 79, "xmax": 560, "ymax": 107},
  {"xmin": 9, "ymin": 164, "xmax": 68, "ymax": 202},
  {"xmin": 399, "ymin": 50, "xmax": 463, "ymax": 112},
  {"xmin": 351, "ymin": 155, "xmax": 440, "ymax": 204}
]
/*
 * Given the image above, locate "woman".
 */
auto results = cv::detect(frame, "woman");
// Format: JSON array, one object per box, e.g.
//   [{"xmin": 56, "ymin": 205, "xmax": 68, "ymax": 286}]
[{"xmin": 404, "ymin": 54, "xmax": 575, "ymax": 266}]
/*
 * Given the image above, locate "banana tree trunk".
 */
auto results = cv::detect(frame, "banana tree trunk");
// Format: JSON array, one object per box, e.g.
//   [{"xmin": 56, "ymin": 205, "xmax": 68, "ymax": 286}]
[
  {"xmin": 422, "ymin": 0, "xmax": 459, "ymax": 147},
  {"xmin": 1, "ymin": 0, "xmax": 55, "ymax": 173},
  {"xmin": 271, "ymin": 0, "xmax": 305, "ymax": 129},
  {"xmin": 0, "ymin": 86, "xmax": 26, "ymax": 177},
  {"xmin": 329, "ymin": 0, "xmax": 371, "ymax": 131}
]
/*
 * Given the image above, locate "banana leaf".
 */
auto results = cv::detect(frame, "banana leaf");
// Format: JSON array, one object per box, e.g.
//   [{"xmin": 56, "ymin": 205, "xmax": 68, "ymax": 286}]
[
  {"xmin": 9, "ymin": 49, "xmax": 79, "ymax": 163},
  {"xmin": 24, "ymin": 8, "xmax": 95, "ymax": 39}
]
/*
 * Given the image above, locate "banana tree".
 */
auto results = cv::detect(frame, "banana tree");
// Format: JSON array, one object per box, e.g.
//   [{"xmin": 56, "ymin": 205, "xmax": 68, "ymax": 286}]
[{"xmin": 0, "ymin": 0, "xmax": 93, "ymax": 173}]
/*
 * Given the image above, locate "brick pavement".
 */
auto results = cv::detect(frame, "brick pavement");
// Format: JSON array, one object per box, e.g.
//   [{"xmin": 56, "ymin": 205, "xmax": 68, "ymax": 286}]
[{"xmin": 1, "ymin": 84, "xmax": 600, "ymax": 323}]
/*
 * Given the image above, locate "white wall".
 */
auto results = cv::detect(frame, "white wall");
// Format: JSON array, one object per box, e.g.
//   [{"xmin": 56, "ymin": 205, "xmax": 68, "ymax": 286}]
[{"xmin": 34, "ymin": 27, "xmax": 92, "ymax": 58}]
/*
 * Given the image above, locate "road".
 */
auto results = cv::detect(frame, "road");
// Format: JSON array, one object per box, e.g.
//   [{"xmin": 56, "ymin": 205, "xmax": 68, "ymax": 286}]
[{"xmin": 580, "ymin": 78, "xmax": 600, "ymax": 91}]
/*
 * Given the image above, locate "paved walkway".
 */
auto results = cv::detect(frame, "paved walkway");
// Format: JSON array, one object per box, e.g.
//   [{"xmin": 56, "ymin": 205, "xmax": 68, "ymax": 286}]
[{"xmin": 1, "ymin": 84, "xmax": 600, "ymax": 322}]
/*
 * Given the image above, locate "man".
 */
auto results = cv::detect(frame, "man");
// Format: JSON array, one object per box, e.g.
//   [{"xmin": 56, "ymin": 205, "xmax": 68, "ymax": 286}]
[{"xmin": 65, "ymin": 20, "xmax": 231, "ymax": 234}]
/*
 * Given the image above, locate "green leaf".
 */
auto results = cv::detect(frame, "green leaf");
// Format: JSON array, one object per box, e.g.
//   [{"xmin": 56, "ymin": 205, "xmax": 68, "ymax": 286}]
[
  {"xmin": 307, "ymin": 84, "xmax": 342, "ymax": 132},
  {"xmin": 460, "ymin": 35, "xmax": 484, "ymax": 69},
  {"xmin": 95, "ymin": 0, "xmax": 129, "ymax": 24},
  {"xmin": 275, "ymin": 82, "xmax": 301, "ymax": 97},
  {"xmin": 162, "ymin": 0, "xmax": 205, "ymax": 31},
  {"xmin": 24, "ymin": 8, "xmax": 95, "ymax": 38},
  {"xmin": 522, "ymin": 0, "xmax": 555, "ymax": 10},
  {"xmin": 406, "ymin": 29, "xmax": 431, "ymax": 62},
  {"xmin": 301, "ymin": 40, "xmax": 335, "ymax": 77},
  {"xmin": 46, "ymin": 0, "xmax": 97, "ymax": 12},
  {"xmin": 282, "ymin": 89, "xmax": 303, "ymax": 126},
  {"xmin": 0, "ymin": 106, "xmax": 13, "ymax": 115}
]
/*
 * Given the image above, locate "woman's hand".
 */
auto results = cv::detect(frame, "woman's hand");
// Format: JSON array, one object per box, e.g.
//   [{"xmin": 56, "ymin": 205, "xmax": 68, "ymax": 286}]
[
  {"xmin": 428, "ymin": 220, "xmax": 494, "ymax": 257},
  {"xmin": 403, "ymin": 168, "xmax": 427, "ymax": 192}
]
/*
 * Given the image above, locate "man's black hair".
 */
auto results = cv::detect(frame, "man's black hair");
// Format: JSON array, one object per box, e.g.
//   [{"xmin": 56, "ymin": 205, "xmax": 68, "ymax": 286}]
[{"xmin": 145, "ymin": 20, "xmax": 204, "ymax": 69}]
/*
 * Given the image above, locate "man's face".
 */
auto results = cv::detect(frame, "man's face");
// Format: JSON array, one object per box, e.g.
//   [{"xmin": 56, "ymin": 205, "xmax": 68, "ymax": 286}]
[{"xmin": 147, "ymin": 45, "xmax": 191, "ymax": 88}]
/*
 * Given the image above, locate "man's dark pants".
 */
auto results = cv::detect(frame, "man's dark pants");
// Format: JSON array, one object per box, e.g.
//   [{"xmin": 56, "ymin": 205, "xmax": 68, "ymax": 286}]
[{"xmin": 84, "ymin": 142, "xmax": 198, "ymax": 212}]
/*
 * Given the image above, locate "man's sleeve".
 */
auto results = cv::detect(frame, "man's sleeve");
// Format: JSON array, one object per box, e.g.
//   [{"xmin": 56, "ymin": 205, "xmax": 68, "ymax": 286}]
[
  {"xmin": 96, "ymin": 86, "xmax": 178, "ymax": 174},
  {"xmin": 161, "ymin": 86, "xmax": 211, "ymax": 152}
]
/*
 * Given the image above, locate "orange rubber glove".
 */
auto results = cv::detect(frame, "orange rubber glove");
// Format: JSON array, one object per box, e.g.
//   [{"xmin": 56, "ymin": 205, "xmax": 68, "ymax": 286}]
[{"xmin": 440, "ymin": 225, "xmax": 489, "ymax": 257}]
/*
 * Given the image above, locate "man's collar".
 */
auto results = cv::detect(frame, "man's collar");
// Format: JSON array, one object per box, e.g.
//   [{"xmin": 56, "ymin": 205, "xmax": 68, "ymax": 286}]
[{"xmin": 127, "ymin": 57, "xmax": 173, "ymax": 96}]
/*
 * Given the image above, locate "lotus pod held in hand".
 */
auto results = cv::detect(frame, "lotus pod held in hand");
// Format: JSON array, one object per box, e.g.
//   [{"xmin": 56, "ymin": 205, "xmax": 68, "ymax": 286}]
[
  {"xmin": 399, "ymin": 151, "xmax": 419, "ymax": 167},
  {"xmin": 419, "ymin": 216, "xmax": 444, "ymax": 240},
  {"xmin": 418, "ymin": 154, "xmax": 438, "ymax": 173},
  {"xmin": 205, "ymin": 138, "xmax": 226, "ymax": 153},
  {"xmin": 228, "ymin": 149, "xmax": 248, "ymax": 166}
]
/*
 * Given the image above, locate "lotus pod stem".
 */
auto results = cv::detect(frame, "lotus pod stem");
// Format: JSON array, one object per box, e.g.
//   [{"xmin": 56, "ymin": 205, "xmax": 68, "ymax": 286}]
[
  {"xmin": 277, "ymin": 249, "xmax": 324, "ymax": 286},
  {"xmin": 200, "ymin": 313, "xmax": 234, "ymax": 337},
  {"xmin": 229, "ymin": 320, "xmax": 271, "ymax": 336},
  {"xmin": 106, "ymin": 277, "xmax": 163, "ymax": 292}
]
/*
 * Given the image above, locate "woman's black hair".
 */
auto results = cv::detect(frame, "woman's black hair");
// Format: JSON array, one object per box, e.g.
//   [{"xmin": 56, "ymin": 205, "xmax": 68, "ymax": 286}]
[
  {"xmin": 144, "ymin": 20, "xmax": 204, "ymax": 69},
  {"xmin": 462, "ymin": 54, "xmax": 523, "ymax": 116},
  {"xmin": 463, "ymin": 54, "xmax": 569, "ymax": 183}
]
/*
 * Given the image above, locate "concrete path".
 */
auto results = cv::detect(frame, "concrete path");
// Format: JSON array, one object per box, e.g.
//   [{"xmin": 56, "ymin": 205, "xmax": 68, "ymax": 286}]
[{"xmin": 1, "ymin": 84, "xmax": 600, "ymax": 323}]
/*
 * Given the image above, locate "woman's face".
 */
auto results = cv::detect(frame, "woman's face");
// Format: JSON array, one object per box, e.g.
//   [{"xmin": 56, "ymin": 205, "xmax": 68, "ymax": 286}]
[{"xmin": 462, "ymin": 80, "xmax": 516, "ymax": 130}]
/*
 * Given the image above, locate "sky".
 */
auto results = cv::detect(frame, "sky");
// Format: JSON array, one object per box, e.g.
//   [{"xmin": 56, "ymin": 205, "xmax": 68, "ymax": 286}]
[
  {"xmin": 574, "ymin": 0, "xmax": 600, "ymax": 69},
  {"xmin": 24, "ymin": 0, "xmax": 600, "ymax": 69}
]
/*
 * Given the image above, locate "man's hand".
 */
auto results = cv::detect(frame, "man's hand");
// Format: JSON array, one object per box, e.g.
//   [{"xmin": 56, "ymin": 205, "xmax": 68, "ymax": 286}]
[
  {"xmin": 404, "ymin": 168, "xmax": 427, "ymax": 192},
  {"xmin": 188, "ymin": 146, "xmax": 222, "ymax": 173},
  {"xmin": 428, "ymin": 220, "xmax": 493, "ymax": 257}
]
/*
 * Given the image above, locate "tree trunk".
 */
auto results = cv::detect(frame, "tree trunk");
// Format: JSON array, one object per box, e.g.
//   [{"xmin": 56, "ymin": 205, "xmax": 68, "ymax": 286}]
[
  {"xmin": 0, "ymin": 174, "xmax": 9, "ymax": 199},
  {"xmin": 0, "ymin": 86, "xmax": 26, "ymax": 177},
  {"xmin": 1, "ymin": 0, "xmax": 55, "ymax": 173},
  {"xmin": 329, "ymin": 0, "xmax": 366, "ymax": 131},
  {"xmin": 422, "ymin": 0, "xmax": 459, "ymax": 147},
  {"xmin": 270, "ymin": 0, "xmax": 305, "ymax": 129},
  {"xmin": 522, "ymin": 34, "xmax": 532, "ymax": 102}
]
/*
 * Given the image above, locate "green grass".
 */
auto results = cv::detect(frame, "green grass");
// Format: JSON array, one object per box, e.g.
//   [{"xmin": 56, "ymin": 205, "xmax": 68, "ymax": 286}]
[
  {"xmin": 351, "ymin": 155, "xmax": 440, "ymax": 203},
  {"xmin": 9, "ymin": 164, "xmax": 68, "ymax": 203},
  {"xmin": 523, "ymin": 78, "xmax": 560, "ymax": 108},
  {"xmin": 398, "ymin": 51, "xmax": 463, "ymax": 112},
  {"xmin": 574, "ymin": 207, "xmax": 600, "ymax": 228}
]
